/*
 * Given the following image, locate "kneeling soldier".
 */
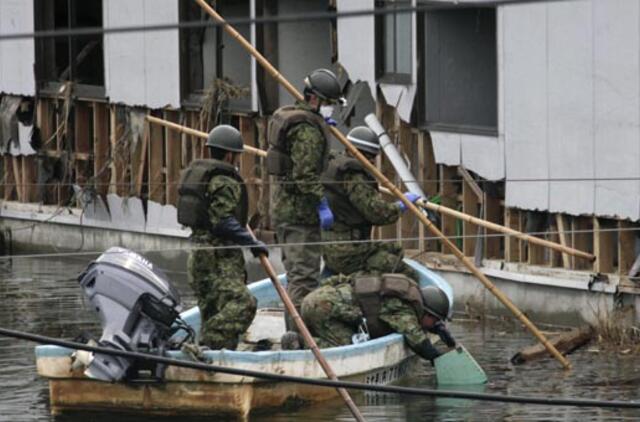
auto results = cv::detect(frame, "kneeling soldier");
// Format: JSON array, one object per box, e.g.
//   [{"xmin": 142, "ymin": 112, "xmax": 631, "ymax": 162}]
[
  {"xmin": 300, "ymin": 273, "xmax": 456, "ymax": 361},
  {"xmin": 178, "ymin": 125, "xmax": 267, "ymax": 350}
]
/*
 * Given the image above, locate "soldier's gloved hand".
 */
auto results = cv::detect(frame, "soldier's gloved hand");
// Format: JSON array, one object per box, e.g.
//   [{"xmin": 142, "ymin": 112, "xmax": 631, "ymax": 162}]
[
  {"xmin": 324, "ymin": 117, "xmax": 338, "ymax": 127},
  {"xmin": 317, "ymin": 197, "xmax": 334, "ymax": 230},
  {"xmin": 396, "ymin": 192, "xmax": 422, "ymax": 213},
  {"xmin": 410, "ymin": 339, "xmax": 442, "ymax": 362},
  {"xmin": 250, "ymin": 240, "xmax": 269, "ymax": 258},
  {"xmin": 432, "ymin": 321, "xmax": 456, "ymax": 348}
]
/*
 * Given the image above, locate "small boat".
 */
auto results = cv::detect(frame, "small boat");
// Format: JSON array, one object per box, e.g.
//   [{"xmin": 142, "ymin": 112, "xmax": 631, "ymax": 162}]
[{"xmin": 35, "ymin": 258, "xmax": 453, "ymax": 418}]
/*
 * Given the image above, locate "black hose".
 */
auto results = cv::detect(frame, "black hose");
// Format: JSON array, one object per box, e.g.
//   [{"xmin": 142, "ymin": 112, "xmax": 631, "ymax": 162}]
[{"xmin": 3, "ymin": 326, "xmax": 640, "ymax": 409}]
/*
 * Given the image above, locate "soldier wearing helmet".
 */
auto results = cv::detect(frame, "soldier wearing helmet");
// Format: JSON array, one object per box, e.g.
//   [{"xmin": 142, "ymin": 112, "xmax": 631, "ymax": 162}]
[
  {"xmin": 177, "ymin": 125, "xmax": 267, "ymax": 350},
  {"xmin": 300, "ymin": 273, "xmax": 456, "ymax": 360},
  {"xmin": 321, "ymin": 126, "xmax": 422, "ymax": 280},
  {"xmin": 267, "ymin": 68, "xmax": 345, "ymax": 333}
]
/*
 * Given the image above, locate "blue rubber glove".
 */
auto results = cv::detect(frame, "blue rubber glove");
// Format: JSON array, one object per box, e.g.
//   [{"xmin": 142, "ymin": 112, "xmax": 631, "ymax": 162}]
[
  {"xmin": 317, "ymin": 197, "xmax": 334, "ymax": 230},
  {"xmin": 324, "ymin": 117, "xmax": 338, "ymax": 127},
  {"xmin": 396, "ymin": 192, "xmax": 421, "ymax": 213}
]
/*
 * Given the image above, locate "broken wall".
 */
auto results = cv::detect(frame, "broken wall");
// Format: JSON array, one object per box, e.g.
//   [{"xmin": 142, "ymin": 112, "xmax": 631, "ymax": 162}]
[
  {"xmin": 502, "ymin": 0, "xmax": 640, "ymax": 221},
  {"xmin": 0, "ymin": 0, "xmax": 36, "ymax": 96},
  {"xmin": 103, "ymin": 0, "xmax": 180, "ymax": 108}
]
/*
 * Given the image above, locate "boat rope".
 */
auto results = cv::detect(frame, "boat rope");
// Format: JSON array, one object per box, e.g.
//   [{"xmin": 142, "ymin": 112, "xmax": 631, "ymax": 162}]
[{"xmin": 3, "ymin": 326, "xmax": 640, "ymax": 410}]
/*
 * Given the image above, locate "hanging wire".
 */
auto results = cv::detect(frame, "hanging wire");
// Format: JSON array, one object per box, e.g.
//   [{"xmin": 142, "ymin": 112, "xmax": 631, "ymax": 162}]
[
  {"xmin": 0, "ymin": 1, "xmax": 561, "ymax": 42},
  {"xmin": 0, "ymin": 225, "xmax": 638, "ymax": 261}
]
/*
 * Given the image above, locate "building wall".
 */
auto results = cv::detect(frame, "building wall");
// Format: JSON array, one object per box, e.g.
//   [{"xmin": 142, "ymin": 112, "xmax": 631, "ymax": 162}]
[
  {"xmin": 277, "ymin": 0, "xmax": 333, "ymax": 107},
  {"xmin": 0, "ymin": 0, "xmax": 35, "ymax": 96},
  {"xmin": 502, "ymin": 0, "xmax": 640, "ymax": 221},
  {"xmin": 103, "ymin": 0, "xmax": 181, "ymax": 108}
]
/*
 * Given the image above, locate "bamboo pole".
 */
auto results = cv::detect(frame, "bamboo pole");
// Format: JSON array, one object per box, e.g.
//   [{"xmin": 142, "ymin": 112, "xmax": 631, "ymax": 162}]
[
  {"xmin": 246, "ymin": 227, "xmax": 365, "ymax": 422},
  {"xmin": 145, "ymin": 115, "xmax": 267, "ymax": 158},
  {"xmin": 147, "ymin": 114, "xmax": 594, "ymax": 263},
  {"xmin": 194, "ymin": 0, "xmax": 571, "ymax": 369},
  {"xmin": 378, "ymin": 187, "xmax": 594, "ymax": 262}
]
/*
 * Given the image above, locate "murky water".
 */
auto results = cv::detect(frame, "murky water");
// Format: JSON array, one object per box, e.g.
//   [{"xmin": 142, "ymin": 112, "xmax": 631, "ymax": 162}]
[{"xmin": 1, "ymin": 251, "xmax": 640, "ymax": 421}]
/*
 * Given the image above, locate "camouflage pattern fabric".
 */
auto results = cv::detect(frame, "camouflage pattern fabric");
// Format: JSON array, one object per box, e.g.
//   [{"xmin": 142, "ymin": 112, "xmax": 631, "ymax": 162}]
[
  {"xmin": 188, "ymin": 174, "xmax": 256, "ymax": 350},
  {"xmin": 272, "ymin": 102, "xmax": 327, "ymax": 226},
  {"xmin": 321, "ymin": 169, "xmax": 417, "ymax": 280},
  {"xmin": 301, "ymin": 275, "xmax": 427, "ymax": 349}
]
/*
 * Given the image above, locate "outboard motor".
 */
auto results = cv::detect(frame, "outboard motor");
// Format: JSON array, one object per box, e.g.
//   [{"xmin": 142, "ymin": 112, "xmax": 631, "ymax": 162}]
[{"xmin": 78, "ymin": 247, "xmax": 191, "ymax": 382}]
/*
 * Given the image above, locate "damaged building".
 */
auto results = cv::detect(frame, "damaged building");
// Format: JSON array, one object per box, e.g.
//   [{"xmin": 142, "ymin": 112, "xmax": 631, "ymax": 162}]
[{"xmin": 1, "ymin": 0, "xmax": 639, "ymax": 322}]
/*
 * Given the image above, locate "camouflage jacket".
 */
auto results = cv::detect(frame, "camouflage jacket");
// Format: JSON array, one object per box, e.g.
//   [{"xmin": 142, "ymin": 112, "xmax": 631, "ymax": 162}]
[
  {"xmin": 320, "ymin": 275, "xmax": 427, "ymax": 349},
  {"xmin": 191, "ymin": 174, "xmax": 243, "ymax": 246},
  {"xmin": 272, "ymin": 102, "xmax": 327, "ymax": 225},
  {"xmin": 324, "ymin": 165, "xmax": 401, "ymax": 238}
]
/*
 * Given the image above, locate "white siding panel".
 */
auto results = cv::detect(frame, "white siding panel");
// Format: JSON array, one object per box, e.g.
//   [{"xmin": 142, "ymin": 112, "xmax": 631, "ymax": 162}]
[
  {"xmin": 430, "ymin": 132, "xmax": 461, "ymax": 166},
  {"xmin": 461, "ymin": 135, "xmax": 505, "ymax": 181},
  {"xmin": 0, "ymin": 0, "xmax": 35, "ymax": 96},
  {"xmin": 546, "ymin": 0, "xmax": 595, "ymax": 216},
  {"xmin": 143, "ymin": 0, "xmax": 180, "ymax": 109},
  {"xmin": 104, "ymin": 0, "xmax": 180, "ymax": 108},
  {"xmin": 336, "ymin": 0, "xmax": 375, "ymax": 96},
  {"xmin": 593, "ymin": 0, "xmax": 640, "ymax": 220},
  {"xmin": 503, "ymin": 4, "xmax": 549, "ymax": 211}
]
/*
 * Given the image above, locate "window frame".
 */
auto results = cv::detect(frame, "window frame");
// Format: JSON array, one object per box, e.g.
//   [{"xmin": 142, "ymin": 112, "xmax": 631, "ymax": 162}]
[
  {"xmin": 417, "ymin": 7, "xmax": 498, "ymax": 136},
  {"xmin": 375, "ymin": 0, "xmax": 413, "ymax": 85},
  {"xmin": 34, "ymin": 0, "xmax": 106, "ymax": 99}
]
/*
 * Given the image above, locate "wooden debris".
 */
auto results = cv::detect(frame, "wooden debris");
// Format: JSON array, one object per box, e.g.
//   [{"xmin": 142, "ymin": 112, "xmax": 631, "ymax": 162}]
[{"xmin": 511, "ymin": 326, "xmax": 593, "ymax": 365}]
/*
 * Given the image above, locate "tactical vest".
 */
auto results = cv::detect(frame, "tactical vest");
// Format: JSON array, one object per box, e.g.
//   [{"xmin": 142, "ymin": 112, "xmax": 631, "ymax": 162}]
[
  {"xmin": 323, "ymin": 155, "xmax": 376, "ymax": 230},
  {"xmin": 177, "ymin": 159, "xmax": 248, "ymax": 229},
  {"xmin": 352, "ymin": 274, "xmax": 424, "ymax": 339},
  {"xmin": 266, "ymin": 105, "xmax": 330, "ymax": 177}
]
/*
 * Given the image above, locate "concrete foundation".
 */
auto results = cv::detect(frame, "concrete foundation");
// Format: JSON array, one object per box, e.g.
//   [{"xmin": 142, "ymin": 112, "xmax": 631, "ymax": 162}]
[{"xmin": 416, "ymin": 254, "xmax": 638, "ymax": 328}]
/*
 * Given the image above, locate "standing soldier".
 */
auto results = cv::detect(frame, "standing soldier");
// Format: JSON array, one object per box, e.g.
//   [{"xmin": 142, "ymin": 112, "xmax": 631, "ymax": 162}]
[
  {"xmin": 301, "ymin": 273, "xmax": 456, "ymax": 359},
  {"xmin": 178, "ymin": 125, "xmax": 267, "ymax": 350},
  {"xmin": 322, "ymin": 126, "xmax": 421, "ymax": 279},
  {"xmin": 267, "ymin": 68, "xmax": 343, "ymax": 330}
]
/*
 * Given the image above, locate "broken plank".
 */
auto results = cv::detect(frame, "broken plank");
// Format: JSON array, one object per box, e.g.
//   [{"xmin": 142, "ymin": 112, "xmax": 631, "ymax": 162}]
[
  {"xmin": 164, "ymin": 110, "xmax": 181, "ymax": 206},
  {"xmin": 511, "ymin": 326, "xmax": 593, "ymax": 365},
  {"xmin": 148, "ymin": 112, "xmax": 165, "ymax": 204},
  {"xmin": 556, "ymin": 214, "xmax": 571, "ymax": 269}
]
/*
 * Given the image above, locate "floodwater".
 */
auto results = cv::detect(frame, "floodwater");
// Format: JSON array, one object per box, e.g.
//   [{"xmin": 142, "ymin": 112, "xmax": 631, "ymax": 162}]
[{"xmin": 1, "ymin": 250, "xmax": 640, "ymax": 422}]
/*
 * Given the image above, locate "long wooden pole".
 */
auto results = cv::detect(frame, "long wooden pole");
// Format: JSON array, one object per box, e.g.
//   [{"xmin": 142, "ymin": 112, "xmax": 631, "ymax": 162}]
[
  {"xmin": 147, "ymin": 115, "xmax": 593, "ymax": 263},
  {"xmin": 377, "ymin": 187, "xmax": 594, "ymax": 262},
  {"xmin": 145, "ymin": 115, "xmax": 267, "ymax": 157},
  {"xmin": 245, "ymin": 227, "xmax": 365, "ymax": 422},
  {"xmin": 193, "ymin": 0, "xmax": 571, "ymax": 370}
]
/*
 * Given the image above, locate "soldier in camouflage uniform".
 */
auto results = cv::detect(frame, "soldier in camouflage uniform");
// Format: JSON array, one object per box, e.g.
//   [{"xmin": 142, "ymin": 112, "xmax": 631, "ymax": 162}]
[
  {"xmin": 267, "ymin": 69, "xmax": 344, "ymax": 329},
  {"xmin": 300, "ymin": 273, "xmax": 456, "ymax": 361},
  {"xmin": 322, "ymin": 126, "xmax": 422, "ymax": 280},
  {"xmin": 178, "ymin": 125, "xmax": 268, "ymax": 350}
]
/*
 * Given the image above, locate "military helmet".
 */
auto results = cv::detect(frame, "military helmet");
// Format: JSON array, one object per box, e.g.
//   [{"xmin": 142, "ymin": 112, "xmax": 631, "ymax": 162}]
[
  {"xmin": 347, "ymin": 126, "xmax": 380, "ymax": 156},
  {"xmin": 206, "ymin": 125, "xmax": 244, "ymax": 153},
  {"xmin": 421, "ymin": 286, "xmax": 450, "ymax": 321},
  {"xmin": 304, "ymin": 68, "xmax": 343, "ymax": 102}
]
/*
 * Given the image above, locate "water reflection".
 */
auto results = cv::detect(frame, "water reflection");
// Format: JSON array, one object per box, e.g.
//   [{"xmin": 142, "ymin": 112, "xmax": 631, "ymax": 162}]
[{"xmin": 0, "ymin": 252, "xmax": 639, "ymax": 421}]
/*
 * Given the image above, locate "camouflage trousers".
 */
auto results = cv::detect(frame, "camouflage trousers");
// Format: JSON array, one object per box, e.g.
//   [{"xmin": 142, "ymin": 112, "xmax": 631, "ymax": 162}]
[
  {"xmin": 300, "ymin": 283, "xmax": 363, "ymax": 348},
  {"xmin": 276, "ymin": 223, "xmax": 322, "ymax": 328},
  {"xmin": 187, "ymin": 246, "xmax": 256, "ymax": 350},
  {"xmin": 323, "ymin": 240, "xmax": 418, "ymax": 281}
]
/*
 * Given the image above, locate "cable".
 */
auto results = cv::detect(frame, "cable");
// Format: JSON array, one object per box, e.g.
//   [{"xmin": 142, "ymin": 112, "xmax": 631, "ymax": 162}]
[
  {"xmin": 0, "ymin": 1, "xmax": 560, "ymax": 42},
  {"xmin": 1, "ymin": 326, "xmax": 638, "ymax": 409}
]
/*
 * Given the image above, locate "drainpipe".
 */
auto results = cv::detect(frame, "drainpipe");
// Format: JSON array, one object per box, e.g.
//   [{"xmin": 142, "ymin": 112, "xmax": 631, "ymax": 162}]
[{"xmin": 364, "ymin": 113, "xmax": 425, "ymax": 197}]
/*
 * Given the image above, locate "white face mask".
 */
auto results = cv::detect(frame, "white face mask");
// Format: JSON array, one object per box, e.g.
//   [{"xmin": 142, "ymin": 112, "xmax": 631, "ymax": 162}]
[{"xmin": 319, "ymin": 105, "xmax": 335, "ymax": 118}]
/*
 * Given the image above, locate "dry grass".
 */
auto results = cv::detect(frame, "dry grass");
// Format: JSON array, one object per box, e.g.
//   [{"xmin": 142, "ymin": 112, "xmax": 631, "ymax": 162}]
[{"xmin": 592, "ymin": 307, "xmax": 640, "ymax": 353}]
